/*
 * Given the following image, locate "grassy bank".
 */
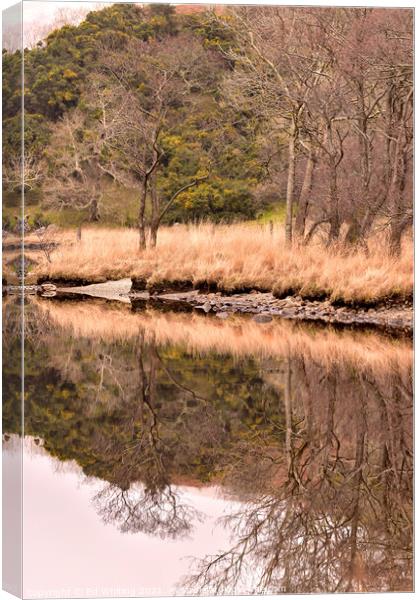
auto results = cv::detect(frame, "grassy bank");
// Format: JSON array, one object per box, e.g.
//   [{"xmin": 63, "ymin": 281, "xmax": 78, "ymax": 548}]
[{"xmin": 32, "ymin": 223, "xmax": 413, "ymax": 306}]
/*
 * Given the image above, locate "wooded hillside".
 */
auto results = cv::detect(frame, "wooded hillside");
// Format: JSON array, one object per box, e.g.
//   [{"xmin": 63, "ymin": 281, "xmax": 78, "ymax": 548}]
[{"xmin": 2, "ymin": 3, "xmax": 413, "ymax": 254}]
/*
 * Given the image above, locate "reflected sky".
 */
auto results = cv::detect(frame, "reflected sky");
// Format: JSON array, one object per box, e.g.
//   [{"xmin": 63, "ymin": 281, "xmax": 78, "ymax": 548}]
[{"xmin": 18, "ymin": 439, "xmax": 238, "ymax": 598}]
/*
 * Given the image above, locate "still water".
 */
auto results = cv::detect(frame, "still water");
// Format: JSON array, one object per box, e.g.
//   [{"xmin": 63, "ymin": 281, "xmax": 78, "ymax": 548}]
[{"xmin": 2, "ymin": 297, "xmax": 413, "ymax": 596}]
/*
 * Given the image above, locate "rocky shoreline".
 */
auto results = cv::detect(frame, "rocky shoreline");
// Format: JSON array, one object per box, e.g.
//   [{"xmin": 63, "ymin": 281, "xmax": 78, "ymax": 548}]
[
  {"xmin": 4, "ymin": 281, "xmax": 413, "ymax": 336},
  {"xmin": 130, "ymin": 289, "xmax": 413, "ymax": 335}
]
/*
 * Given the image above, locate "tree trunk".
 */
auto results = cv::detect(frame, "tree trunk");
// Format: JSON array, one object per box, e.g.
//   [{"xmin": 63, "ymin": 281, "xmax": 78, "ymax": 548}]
[
  {"xmin": 150, "ymin": 224, "xmax": 158, "ymax": 248},
  {"xmin": 346, "ymin": 102, "xmax": 369, "ymax": 247},
  {"xmin": 388, "ymin": 151, "xmax": 411, "ymax": 256},
  {"xmin": 327, "ymin": 158, "xmax": 341, "ymax": 245},
  {"xmin": 149, "ymin": 172, "xmax": 159, "ymax": 248},
  {"xmin": 89, "ymin": 197, "xmax": 100, "ymax": 222},
  {"xmin": 148, "ymin": 176, "xmax": 208, "ymax": 249},
  {"xmin": 138, "ymin": 178, "xmax": 148, "ymax": 250},
  {"xmin": 389, "ymin": 214, "xmax": 411, "ymax": 257},
  {"xmin": 284, "ymin": 356, "xmax": 292, "ymax": 473},
  {"xmin": 346, "ymin": 403, "xmax": 366, "ymax": 592},
  {"xmin": 388, "ymin": 88, "xmax": 413, "ymax": 255},
  {"xmin": 285, "ymin": 122, "xmax": 297, "ymax": 245},
  {"xmin": 360, "ymin": 198, "xmax": 384, "ymax": 240},
  {"xmin": 344, "ymin": 219, "xmax": 362, "ymax": 247},
  {"xmin": 295, "ymin": 150, "xmax": 315, "ymax": 239}
]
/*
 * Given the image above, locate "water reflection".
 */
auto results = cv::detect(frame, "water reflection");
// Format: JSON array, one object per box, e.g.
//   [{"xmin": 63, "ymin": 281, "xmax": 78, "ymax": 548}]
[
  {"xmin": 186, "ymin": 356, "xmax": 413, "ymax": 594},
  {"xmin": 2, "ymin": 297, "xmax": 413, "ymax": 594}
]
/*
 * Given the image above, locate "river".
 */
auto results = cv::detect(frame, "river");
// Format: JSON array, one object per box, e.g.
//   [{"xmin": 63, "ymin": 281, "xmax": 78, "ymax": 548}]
[{"xmin": 2, "ymin": 296, "xmax": 413, "ymax": 596}]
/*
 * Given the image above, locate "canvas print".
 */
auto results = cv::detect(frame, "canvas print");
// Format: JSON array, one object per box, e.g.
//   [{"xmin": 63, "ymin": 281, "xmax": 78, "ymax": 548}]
[{"xmin": 2, "ymin": 1, "xmax": 413, "ymax": 598}]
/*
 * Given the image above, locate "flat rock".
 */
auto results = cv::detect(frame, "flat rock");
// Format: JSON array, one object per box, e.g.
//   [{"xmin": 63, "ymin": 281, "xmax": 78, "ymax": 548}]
[{"xmin": 56, "ymin": 278, "xmax": 132, "ymax": 303}]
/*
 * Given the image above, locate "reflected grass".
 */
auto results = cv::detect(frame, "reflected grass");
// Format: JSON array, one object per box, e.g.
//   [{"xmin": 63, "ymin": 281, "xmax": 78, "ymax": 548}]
[{"xmin": 34, "ymin": 298, "xmax": 412, "ymax": 374}]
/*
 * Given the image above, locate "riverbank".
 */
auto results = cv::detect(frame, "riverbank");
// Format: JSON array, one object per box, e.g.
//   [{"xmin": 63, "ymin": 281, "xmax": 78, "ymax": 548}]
[
  {"xmin": 5, "ymin": 279, "xmax": 412, "ymax": 335},
  {"xmin": 129, "ymin": 289, "xmax": 413, "ymax": 335},
  {"xmin": 29, "ymin": 224, "xmax": 413, "ymax": 307}
]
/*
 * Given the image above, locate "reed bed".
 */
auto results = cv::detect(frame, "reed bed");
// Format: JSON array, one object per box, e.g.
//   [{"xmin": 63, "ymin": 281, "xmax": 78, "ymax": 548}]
[{"xmin": 33, "ymin": 223, "xmax": 413, "ymax": 305}]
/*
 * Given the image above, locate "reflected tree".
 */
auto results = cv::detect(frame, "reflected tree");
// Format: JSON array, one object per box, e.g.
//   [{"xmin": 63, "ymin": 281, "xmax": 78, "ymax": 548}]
[
  {"xmin": 93, "ymin": 483, "xmax": 199, "ymax": 539},
  {"xmin": 91, "ymin": 332, "xmax": 203, "ymax": 538},
  {"xmin": 185, "ymin": 356, "xmax": 413, "ymax": 594}
]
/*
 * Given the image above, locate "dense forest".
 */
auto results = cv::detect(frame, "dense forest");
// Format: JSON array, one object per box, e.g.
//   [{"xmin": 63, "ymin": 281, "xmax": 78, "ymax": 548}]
[
  {"xmin": 3, "ymin": 3, "xmax": 264, "ymax": 232},
  {"xmin": 2, "ymin": 3, "xmax": 413, "ymax": 254}
]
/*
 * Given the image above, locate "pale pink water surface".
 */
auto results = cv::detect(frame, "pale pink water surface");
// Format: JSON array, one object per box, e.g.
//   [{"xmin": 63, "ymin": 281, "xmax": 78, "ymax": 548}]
[{"xmin": 17, "ymin": 441, "xmax": 238, "ymax": 599}]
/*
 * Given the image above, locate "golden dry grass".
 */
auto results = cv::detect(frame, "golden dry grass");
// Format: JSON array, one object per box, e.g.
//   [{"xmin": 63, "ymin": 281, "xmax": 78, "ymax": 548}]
[
  {"xmin": 32, "ymin": 223, "xmax": 413, "ymax": 304},
  {"xmin": 34, "ymin": 298, "xmax": 413, "ymax": 375}
]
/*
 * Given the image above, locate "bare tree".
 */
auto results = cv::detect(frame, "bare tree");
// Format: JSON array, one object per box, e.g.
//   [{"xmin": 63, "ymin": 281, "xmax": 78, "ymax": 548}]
[
  {"xmin": 214, "ymin": 7, "xmax": 331, "ymax": 244},
  {"xmin": 3, "ymin": 150, "xmax": 44, "ymax": 195},
  {"xmin": 43, "ymin": 109, "xmax": 107, "ymax": 221},
  {"xmin": 88, "ymin": 34, "xmax": 212, "ymax": 249},
  {"xmin": 211, "ymin": 7, "xmax": 412, "ymax": 249}
]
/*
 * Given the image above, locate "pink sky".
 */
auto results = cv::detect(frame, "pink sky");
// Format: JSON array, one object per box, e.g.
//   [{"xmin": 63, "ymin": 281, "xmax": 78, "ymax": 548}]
[{"xmin": 23, "ymin": 1, "xmax": 106, "ymax": 22}]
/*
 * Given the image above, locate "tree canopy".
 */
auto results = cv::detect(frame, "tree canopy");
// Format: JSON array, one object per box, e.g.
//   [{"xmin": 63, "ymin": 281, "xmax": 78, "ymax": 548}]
[
  {"xmin": 3, "ymin": 3, "xmax": 264, "ymax": 229},
  {"xmin": 2, "ymin": 3, "xmax": 413, "ymax": 253}
]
